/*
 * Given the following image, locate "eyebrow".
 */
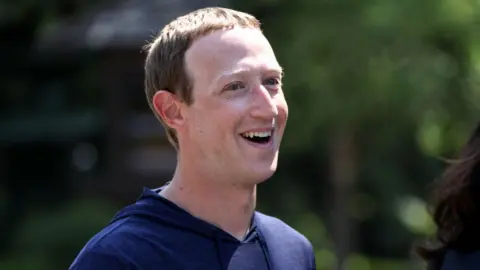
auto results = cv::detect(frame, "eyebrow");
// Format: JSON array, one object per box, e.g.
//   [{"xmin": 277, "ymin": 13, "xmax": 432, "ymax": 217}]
[{"xmin": 214, "ymin": 66, "xmax": 284, "ymax": 84}]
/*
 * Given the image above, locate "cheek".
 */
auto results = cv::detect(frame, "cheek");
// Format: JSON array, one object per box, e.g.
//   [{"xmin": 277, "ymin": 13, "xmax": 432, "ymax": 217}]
[
  {"xmin": 188, "ymin": 109, "xmax": 232, "ymax": 142},
  {"xmin": 214, "ymin": 112, "xmax": 239, "ymax": 138},
  {"xmin": 213, "ymin": 100, "xmax": 247, "ymax": 130},
  {"xmin": 184, "ymin": 109, "xmax": 206, "ymax": 139},
  {"xmin": 189, "ymin": 97, "xmax": 247, "ymax": 139}
]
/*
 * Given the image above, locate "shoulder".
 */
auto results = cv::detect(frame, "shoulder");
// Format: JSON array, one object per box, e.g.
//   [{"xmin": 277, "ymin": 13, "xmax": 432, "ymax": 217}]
[
  {"xmin": 441, "ymin": 249, "xmax": 480, "ymax": 270},
  {"xmin": 256, "ymin": 212, "xmax": 312, "ymax": 246},
  {"xmin": 69, "ymin": 247, "xmax": 134, "ymax": 270},
  {"xmin": 256, "ymin": 212, "xmax": 316, "ymax": 269},
  {"xmin": 70, "ymin": 217, "xmax": 167, "ymax": 269},
  {"xmin": 256, "ymin": 212, "xmax": 315, "ymax": 254}
]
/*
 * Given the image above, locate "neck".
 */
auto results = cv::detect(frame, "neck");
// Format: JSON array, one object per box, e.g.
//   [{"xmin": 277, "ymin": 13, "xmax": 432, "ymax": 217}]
[{"xmin": 160, "ymin": 162, "xmax": 257, "ymax": 240}]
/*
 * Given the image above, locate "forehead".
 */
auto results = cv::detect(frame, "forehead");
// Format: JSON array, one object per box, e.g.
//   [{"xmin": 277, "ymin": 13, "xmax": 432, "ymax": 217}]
[{"xmin": 185, "ymin": 28, "xmax": 280, "ymax": 86}]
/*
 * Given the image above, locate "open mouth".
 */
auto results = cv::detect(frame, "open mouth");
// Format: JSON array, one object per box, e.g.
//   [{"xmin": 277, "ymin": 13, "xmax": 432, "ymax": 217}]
[{"xmin": 240, "ymin": 130, "xmax": 273, "ymax": 144}]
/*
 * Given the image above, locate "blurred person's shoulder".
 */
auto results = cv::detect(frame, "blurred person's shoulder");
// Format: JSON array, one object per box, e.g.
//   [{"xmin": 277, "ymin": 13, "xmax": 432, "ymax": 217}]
[{"xmin": 441, "ymin": 249, "xmax": 480, "ymax": 270}]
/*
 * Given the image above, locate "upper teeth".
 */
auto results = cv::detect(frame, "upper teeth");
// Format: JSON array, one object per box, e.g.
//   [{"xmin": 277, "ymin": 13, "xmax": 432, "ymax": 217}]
[{"xmin": 242, "ymin": 131, "xmax": 272, "ymax": 138}]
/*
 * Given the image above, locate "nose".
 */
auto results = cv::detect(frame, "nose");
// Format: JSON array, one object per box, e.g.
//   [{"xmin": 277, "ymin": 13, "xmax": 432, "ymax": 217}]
[{"xmin": 250, "ymin": 85, "xmax": 278, "ymax": 120}]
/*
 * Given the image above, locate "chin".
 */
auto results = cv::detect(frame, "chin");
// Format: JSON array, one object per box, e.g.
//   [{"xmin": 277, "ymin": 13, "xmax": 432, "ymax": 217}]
[
  {"xmin": 242, "ymin": 153, "xmax": 279, "ymax": 184},
  {"xmin": 250, "ymin": 164, "xmax": 278, "ymax": 184}
]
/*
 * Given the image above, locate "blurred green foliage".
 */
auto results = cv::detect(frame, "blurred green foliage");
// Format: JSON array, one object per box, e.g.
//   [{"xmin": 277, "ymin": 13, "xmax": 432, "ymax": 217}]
[{"xmin": 0, "ymin": 199, "xmax": 117, "ymax": 270}]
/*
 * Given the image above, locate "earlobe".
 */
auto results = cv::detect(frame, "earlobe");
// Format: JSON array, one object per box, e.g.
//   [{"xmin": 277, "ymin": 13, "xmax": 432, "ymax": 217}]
[{"xmin": 152, "ymin": 90, "xmax": 184, "ymax": 128}]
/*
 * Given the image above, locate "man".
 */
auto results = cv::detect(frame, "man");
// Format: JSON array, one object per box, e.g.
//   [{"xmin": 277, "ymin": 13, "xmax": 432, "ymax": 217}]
[{"xmin": 70, "ymin": 7, "xmax": 316, "ymax": 270}]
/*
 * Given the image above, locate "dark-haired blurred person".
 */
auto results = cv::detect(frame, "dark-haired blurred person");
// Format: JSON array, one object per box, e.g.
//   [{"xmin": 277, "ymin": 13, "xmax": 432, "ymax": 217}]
[{"xmin": 416, "ymin": 121, "xmax": 480, "ymax": 270}]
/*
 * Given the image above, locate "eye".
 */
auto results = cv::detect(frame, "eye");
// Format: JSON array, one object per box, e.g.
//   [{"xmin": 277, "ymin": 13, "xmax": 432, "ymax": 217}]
[
  {"xmin": 224, "ymin": 81, "xmax": 246, "ymax": 91},
  {"xmin": 264, "ymin": 77, "xmax": 281, "ymax": 86}
]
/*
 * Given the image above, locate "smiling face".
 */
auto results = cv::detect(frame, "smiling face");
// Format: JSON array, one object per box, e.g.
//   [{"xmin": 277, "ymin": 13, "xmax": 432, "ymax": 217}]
[{"xmin": 179, "ymin": 27, "xmax": 288, "ymax": 185}]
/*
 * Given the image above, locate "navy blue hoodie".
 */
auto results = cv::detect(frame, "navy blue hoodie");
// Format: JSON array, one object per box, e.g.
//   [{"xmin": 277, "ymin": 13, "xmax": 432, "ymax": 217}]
[
  {"xmin": 441, "ymin": 249, "xmax": 480, "ymax": 270},
  {"xmin": 69, "ymin": 188, "xmax": 316, "ymax": 270}
]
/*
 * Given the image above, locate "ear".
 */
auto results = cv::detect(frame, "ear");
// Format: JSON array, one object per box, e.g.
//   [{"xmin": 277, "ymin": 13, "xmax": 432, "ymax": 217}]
[{"xmin": 152, "ymin": 90, "xmax": 185, "ymax": 129}]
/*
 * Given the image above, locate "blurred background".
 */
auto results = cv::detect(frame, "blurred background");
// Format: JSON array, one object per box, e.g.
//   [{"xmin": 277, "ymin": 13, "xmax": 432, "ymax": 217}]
[{"xmin": 1, "ymin": 0, "xmax": 479, "ymax": 269}]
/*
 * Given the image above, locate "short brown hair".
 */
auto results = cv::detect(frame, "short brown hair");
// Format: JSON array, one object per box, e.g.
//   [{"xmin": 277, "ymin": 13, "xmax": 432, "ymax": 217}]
[{"xmin": 143, "ymin": 7, "xmax": 261, "ymax": 149}]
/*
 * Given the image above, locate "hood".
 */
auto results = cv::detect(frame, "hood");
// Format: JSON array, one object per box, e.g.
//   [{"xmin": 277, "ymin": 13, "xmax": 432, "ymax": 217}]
[{"xmin": 109, "ymin": 187, "xmax": 273, "ymax": 270}]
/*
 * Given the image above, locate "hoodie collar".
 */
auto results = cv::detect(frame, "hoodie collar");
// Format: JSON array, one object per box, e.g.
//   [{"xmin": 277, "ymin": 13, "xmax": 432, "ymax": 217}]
[{"xmin": 111, "ymin": 187, "xmax": 273, "ymax": 270}]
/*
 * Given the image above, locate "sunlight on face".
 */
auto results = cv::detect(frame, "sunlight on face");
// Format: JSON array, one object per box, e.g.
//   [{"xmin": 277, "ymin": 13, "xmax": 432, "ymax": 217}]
[{"xmin": 180, "ymin": 27, "xmax": 288, "ymax": 185}]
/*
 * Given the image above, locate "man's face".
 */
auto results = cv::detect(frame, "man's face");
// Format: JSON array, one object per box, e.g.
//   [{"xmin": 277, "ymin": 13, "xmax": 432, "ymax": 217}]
[{"xmin": 181, "ymin": 27, "xmax": 288, "ymax": 184}]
